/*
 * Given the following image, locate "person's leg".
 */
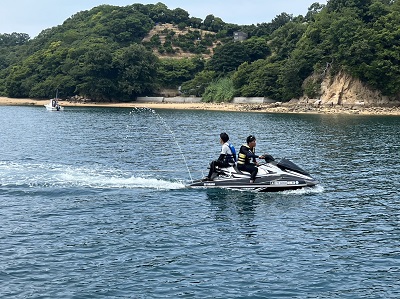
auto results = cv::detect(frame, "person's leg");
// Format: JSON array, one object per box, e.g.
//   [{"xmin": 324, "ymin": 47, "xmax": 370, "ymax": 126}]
[
  {"xmin": 238, "ymin": 164, "xmax": 258, "ymax": 182},
  {"xmin": 206, "ymin": 160, "xmax": 227, "ymax": 179},
  {"xmin": 250, "ymin": 165, "xmax": 258, "ymax": 182},
  {"xmin": 207, "ymin": 160, "xmax": 216, "ymax": 179}
]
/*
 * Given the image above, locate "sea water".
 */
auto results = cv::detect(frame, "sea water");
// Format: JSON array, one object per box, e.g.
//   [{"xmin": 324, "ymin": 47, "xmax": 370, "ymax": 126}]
[{"xmin": 0, "ymin": 106, "xmax": 399, "ymax": 298}]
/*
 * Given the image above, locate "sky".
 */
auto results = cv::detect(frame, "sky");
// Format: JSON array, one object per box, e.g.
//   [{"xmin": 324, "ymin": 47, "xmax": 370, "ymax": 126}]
[{"xmin": 1, "ymin": 0, "xmax": 327, "ymax": 38}]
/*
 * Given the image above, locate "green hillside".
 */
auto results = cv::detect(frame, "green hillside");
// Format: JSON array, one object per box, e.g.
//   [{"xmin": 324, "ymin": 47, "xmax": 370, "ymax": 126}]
[{"xmin": 0, "ymin": 0, "xmax": 399, "ymax": 103}]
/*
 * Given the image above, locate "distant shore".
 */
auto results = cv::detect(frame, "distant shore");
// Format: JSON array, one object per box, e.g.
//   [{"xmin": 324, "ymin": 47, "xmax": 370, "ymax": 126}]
[{"xmin": 1, "ymin": 97, "xmax": 399, "ymax": 115}]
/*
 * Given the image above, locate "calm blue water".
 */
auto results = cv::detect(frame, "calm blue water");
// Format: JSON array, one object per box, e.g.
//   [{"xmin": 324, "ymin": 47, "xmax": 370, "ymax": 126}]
[{"xmin": 0, "ymin": 106, "xmax": 399, "ymax": 298}]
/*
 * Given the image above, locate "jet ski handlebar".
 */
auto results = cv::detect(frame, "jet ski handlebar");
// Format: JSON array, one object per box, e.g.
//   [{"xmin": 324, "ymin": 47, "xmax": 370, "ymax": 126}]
[{"xmin": 262, "ymin": 154, "xmax": 275, "ymax": 163}]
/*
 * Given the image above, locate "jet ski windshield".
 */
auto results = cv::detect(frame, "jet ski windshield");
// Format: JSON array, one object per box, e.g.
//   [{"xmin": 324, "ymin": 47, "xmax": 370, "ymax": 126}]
[{"xmin": 277, "ymin": 158, "xmax": 310, "ymax": 176}]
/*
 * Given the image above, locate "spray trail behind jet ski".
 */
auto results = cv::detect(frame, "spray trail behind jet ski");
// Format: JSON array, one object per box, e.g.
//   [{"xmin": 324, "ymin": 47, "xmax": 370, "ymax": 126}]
[{"xmin": 0, "ymin": 161, "xmax": 185, "ymax": 191}]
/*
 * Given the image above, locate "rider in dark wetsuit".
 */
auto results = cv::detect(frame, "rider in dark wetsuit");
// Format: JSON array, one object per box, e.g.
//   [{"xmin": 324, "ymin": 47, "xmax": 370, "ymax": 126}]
[{"xmin": 237, "ymin": 135, "xmax": 265, "ymax": 183}]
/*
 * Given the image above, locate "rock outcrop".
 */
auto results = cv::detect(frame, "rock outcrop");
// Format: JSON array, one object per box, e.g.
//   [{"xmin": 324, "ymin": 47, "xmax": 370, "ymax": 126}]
[{"xmin": 315, "ymin": 71, "xmax": 400, "ymax": 107}]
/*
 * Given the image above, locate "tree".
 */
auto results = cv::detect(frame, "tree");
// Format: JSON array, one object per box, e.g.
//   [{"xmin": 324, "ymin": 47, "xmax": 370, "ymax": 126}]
[
  {"xmin": 147, "ymin": 2, "xmax": 172, "ymax": 23},
  {"xmin": 0, "ymin": 33, "xmax": 30, "ymax": 47},
  {"xmin": 269, "ymin": 13, "xmax": 294, "ymax": 32},
  {"xmin": 203, "ymin": 15, "xmax": 216, "ymax": 30},
  {"xmin": 157, "ymin": 57, "xmax": 204, "ymax": 88},
  {"xmin": 349, "ymin": 3, "xmax": 400, "ymax": 95},
  {"xmin": 278, "ymin": 57, "xmax": 310, "ymax": 100},
  {"xmin": 180, "ymin": 70, "xmax": 216, "ymax": 96},
  {"xmin": 5, "ymin": 40, "xmax": 70, "ymax": 98},
  {"xmin": 188, "ymin": 17, "xmax": 203, "ymax": 29},
  {"xmin": 3, "ymin": 0, "xmax": 400, "ymax": 102},
  {"xmin": 113, "ymin": 44, "xmax": 158, "ymax": 100},
  {"xmin": 172, "ymin": 8, "xmax": 190, "ymax": 24},
  {"xmin": 295, "ymin": 0, "xmax": 400, "ymax": 97},
  {"xmin": 72, "ymin": 42, "xmax": 117, "ymax": 100},
  {"xmin": 232, "ymin": 60, "xmax": 284, "ymax": 99},
  {"xmin": 305, "ymin": 2, "xmax": 326, "ymax": 21},
  {"xmin": 243, "ymin": 37, "xmax": 271, "ymax": 61},
  {"xmin": 206, "ymin": 41, "xmax": 249, "ymax": 74},
  {"xmin": 268, "ymin": 21, "xmax": 308, "ymax": 61}
]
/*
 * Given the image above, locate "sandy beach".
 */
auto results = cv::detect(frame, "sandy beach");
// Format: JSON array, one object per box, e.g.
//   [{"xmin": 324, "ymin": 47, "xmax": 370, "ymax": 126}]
[{"xmin": 1, "ymin": 96, "xmax": 399, "ymax": 115}]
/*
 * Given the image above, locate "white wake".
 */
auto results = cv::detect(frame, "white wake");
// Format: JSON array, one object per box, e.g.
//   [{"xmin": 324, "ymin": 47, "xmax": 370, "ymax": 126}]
[{"xmin": 0, "ymin": 161, "xmax": 185, "ymax": 190}]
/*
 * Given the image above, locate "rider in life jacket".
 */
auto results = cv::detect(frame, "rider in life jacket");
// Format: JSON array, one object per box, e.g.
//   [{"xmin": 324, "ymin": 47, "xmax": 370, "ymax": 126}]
[
  {"xmin": 237, "ymin": 135, "xmax": 265, "ymax": 183},
  {"xmin": 203, "ymin": 132, "xmax": 236, "ymax": 181}
]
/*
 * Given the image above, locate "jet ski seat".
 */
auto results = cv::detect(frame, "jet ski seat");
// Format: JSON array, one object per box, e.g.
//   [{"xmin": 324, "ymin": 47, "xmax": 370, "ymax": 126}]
[{"xmin": 233, "ymin": 165, "xmax": 249, "ymax": 175}]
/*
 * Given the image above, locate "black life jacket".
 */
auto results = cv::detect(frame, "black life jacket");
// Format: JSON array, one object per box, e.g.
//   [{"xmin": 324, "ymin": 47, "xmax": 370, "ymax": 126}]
[{"xmin": 237, "ymin": 144, "xmax": 255, "ymax": 165}]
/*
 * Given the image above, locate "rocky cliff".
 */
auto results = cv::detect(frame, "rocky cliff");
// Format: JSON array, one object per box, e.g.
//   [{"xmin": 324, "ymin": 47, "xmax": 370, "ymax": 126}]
[{"xmin": 317, "ymin": 71, "xmax": 400, "ymax": 107}]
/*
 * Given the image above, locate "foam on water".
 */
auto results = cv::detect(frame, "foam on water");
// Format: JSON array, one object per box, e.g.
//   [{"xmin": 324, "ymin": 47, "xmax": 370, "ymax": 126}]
[
  {"xmin": 58, "ymin": 171, "xmax": 185, "ymax": 190},
  {"xmin": 280, "ymin": 184, "xmax": 325, "ymax": 195},
  {"xmin": 0, "ymin": 161, "xmax": 323, "ymax": 193},
  {"xmin": 0, "ymin": 161, "xmax": 185, "ymax": 190}
]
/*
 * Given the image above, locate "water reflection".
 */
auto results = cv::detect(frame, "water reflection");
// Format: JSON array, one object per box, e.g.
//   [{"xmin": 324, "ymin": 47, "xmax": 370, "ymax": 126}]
[{"xmin": 206, "ymin": 189, "xmax": 259, "ymax": 239}]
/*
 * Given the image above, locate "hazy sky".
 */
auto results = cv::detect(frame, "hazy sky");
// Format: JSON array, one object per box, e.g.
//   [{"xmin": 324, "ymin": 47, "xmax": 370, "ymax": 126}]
[{"xmin": 1, "ymin": 0, "xmax": 327, "ymax": 38}]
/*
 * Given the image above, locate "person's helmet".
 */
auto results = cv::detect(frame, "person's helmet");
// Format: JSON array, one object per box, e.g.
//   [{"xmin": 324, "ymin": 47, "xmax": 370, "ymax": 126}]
[{"xmin": 220, "ymin": 132, "xmax": 229, "ymax": 143}]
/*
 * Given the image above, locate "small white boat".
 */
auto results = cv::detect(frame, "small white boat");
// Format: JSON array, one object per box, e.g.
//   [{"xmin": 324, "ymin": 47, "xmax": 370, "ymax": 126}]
[{"xmin": 44, "ymin": 98, "xmax": 64, "ymax": 111}]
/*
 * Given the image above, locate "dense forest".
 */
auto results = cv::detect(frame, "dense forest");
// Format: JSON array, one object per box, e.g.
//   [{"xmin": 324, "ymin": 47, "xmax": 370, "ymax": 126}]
[{"xmin": 0, "ymin": 0, "xmax": 399, "ymax": 102}]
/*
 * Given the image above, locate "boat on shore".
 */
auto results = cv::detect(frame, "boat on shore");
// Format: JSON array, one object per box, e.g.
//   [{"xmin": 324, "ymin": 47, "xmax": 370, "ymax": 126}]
[{"xmin": 44, "ymin": 98, "xmax": 64, "ymax": 111}]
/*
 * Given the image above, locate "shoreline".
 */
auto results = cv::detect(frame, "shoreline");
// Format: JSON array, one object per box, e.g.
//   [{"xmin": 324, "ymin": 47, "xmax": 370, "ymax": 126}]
[{"xmin": 1, "ymin": 97, "xmax": 400, "ymax": 115}]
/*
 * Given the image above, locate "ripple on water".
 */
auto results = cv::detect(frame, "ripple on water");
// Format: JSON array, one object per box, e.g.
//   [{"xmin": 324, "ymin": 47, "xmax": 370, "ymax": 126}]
[{"xmin": 0, "ymin": 107, "xmax": 399, "ymax": 298}]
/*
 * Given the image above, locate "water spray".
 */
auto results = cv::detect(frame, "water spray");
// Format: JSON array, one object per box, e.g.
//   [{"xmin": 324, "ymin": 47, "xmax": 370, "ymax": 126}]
[{"xmin": 129, "ymin": 107, "xmax": 193, "ymax": 183}]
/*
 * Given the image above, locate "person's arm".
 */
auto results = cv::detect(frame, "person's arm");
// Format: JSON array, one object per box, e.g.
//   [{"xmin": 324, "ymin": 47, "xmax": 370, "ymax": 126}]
[
  {"xmin": 245, "ymin": 149, "xmax": 258, "ymax": 159},
  {"xmin": 244, "ymin": 149, "xmax": 265, "ymax": 164}
]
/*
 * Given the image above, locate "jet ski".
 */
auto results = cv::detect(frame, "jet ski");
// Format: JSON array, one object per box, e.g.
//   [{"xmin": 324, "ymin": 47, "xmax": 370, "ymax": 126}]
[{"xmin": 189, "ymin": 156, "xmax": 317, "ymax": 192}]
